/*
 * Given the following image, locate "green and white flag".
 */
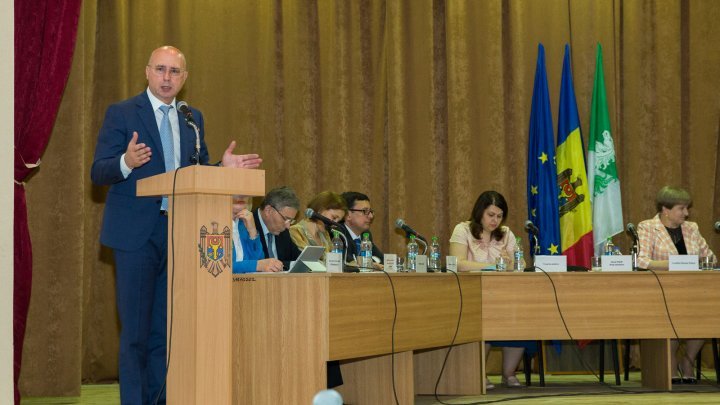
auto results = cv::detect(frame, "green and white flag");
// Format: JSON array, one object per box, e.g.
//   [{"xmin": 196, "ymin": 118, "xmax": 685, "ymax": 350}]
[{"xmin": 587, "ymin": 44, "xmax": 623, "ymax": 255}]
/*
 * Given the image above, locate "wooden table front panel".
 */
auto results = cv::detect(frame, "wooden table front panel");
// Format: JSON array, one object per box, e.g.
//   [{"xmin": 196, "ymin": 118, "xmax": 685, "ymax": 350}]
[
  {"xmin": 481, "ymin": 272, "xmax": 720, "ymax": 340},
  {"xmin": 328, "ymin": 273, "xmax": 482, "ymax": 360}
]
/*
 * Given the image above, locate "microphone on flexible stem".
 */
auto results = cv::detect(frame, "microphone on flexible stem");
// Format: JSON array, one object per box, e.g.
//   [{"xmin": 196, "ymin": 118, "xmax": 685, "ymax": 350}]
[
  {"xmin": 305, "ymin": 208, "xmax": 341, "ymax": 228},
  {"xmin": 524, "ymin": 220, "xmax": 540, "ymax": 257},
  {"xmin": 714, "ymin": 221, "xmax": 720, "ymax": 232},
  {"xmin": 395, "ymin": 218, "xmax": 428, "ymax": 254},
  {"xmin": 524, "ymin": 220, "xmax": 539, "ymax": 236},
  {"xmin": 416, "ymin": 237, "xmax": 428, "ymax": 255},
  {"xmin": 626, "ymin": 222, "xmax": 639, "ymax": 243},
  {"xmin": 394, "ymin": 218, "xmax": 427, "ymax": 242},
  {"xmin": 626, "ymin": 222, "xmax": 640, "ymax": 270},
  {"xmin": 177, "ymin": 101, "xmax": 201, "ymax": 165}
]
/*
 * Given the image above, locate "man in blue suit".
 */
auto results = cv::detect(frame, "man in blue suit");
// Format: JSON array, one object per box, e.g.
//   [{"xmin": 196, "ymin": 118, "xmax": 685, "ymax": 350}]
[{"xmin": 91, "ymin": 46, "xmax": 261, "ymax": 404}]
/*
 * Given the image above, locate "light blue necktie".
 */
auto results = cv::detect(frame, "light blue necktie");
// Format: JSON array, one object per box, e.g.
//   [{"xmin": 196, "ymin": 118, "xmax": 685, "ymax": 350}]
[{"xmin": 159, "ymin": 105, "xmax": 175, "ymax": 211}]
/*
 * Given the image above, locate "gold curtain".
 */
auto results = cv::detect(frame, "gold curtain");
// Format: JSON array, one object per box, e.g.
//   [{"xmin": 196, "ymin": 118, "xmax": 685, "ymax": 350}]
[{"xmin": 20, "ymin": 0, "xmax": 720, "ymax": 396}]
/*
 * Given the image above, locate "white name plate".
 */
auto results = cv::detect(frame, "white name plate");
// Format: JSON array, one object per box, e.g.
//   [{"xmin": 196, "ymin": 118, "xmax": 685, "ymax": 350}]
[
  {"xmin": 384, "ymin": 254, "xmax": 397, "ymax": 272},
  {"xmin": 416, "ymin": 255, "xmax": 428, "ymax": 273},
  {"xmin": 601, "ymin": 255, "xmax": 632, "ymax": 271},
  {"xmin": 326, "ymin": 252, "xmax": 343, "ymax": 273},
  {"xmin": 669, "ymin": 255, "xmax": 699, "ymax": 271},
  {"xmin": 534, "ymin": 255, "xmax": 567, "ymax": 272},
  {"xmin": 446, "ymin": 256, "xmax": 458, "ymax": 272}
]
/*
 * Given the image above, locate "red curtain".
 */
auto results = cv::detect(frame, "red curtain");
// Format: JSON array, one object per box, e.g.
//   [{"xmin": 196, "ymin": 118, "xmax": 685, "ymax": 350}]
[{"xmin": 14, "ymin": 0, "xmax": 81, "ymax": 403}]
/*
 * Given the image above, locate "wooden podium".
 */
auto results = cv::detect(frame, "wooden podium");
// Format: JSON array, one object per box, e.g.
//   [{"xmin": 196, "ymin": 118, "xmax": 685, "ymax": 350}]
[{"xmin": 137, "ymin": 165, "xmax": 265, "ymax": 405}]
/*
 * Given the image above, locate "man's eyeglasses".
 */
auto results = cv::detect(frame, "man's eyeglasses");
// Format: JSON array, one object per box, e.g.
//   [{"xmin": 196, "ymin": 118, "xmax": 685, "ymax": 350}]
[
  {"xmin": 148, "ymin": 65, "xmax": 186, "ymax": 77},
  {"xmin": 272, "ymin": 205, "xmax": 296, "ymax": 225},
  {"xmin": 349, "ymin": 208, "xmax": 375, "ymax": 216}
]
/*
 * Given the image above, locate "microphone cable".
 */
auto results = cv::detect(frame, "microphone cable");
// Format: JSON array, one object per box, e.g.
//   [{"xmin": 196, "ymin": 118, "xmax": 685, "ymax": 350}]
[
  {"xmin": 531, "ymin": 266, "xmax": 639, "ymax": 394},
  {"xmin": 441, "ymin": 267, "xmax": 682, "ymax": 405},
  {"xmin": 647, "ymin": 269, "xmax": 720, "ymax": 390},
  {"xmin": 433, "ymin": 269, "xmax": 464, "ymax": 405},
  {"xmin": 379, "ymin": 269, "xmax": 400, "ymax": 405},
  {"xmin": 153, "ymin": 165, "xmax": 184, "ymax": 405}
]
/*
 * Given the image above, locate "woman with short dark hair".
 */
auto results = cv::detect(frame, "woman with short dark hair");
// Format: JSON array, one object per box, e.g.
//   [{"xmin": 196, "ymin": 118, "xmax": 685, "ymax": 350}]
[{"xmin": 637, "ymin": 186, "xmax": 713, "ymax": 383}]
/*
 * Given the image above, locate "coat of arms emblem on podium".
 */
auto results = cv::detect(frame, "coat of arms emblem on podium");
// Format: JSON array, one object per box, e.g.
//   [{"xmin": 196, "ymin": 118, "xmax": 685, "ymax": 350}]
[{"xmin": 199, "ymin": 221, "xmax": 231, "ymax": 277}]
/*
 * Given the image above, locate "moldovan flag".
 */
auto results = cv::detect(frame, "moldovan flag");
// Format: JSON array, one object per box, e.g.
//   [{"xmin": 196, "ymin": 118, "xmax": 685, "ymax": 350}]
[
  {"xmin": 556, "ymin": 44, "xmax": 593, "ymax": 268},
  {"xmin": 527, "ymin": 44, "xmax": 561, "ymax": 257},
  {"xmin": 587, "ymin": 44, "xmax": 623, "ymax": 255}
]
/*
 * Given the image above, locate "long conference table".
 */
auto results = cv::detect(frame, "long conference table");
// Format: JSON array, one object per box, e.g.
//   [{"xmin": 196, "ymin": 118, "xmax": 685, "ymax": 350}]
[{"xmin": 231, "ymin": 271, "xmax": 720, "ymax": 404}]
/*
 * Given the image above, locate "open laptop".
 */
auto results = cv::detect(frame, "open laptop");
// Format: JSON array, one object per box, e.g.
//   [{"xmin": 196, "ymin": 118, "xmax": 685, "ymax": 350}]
[{"xmin": 286, "ymin": 246, "xmax": 326, "ymax": 273}]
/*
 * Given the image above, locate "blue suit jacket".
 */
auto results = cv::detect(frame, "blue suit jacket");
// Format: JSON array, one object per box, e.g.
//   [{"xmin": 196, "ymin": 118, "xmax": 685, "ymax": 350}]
[
  {"xmin": 232, "ymin": 219, "xmax": 264, "ymax": 273},
  {"xmin": 91, "ymin": 91, "xmax": 209, "ymax": 251}
]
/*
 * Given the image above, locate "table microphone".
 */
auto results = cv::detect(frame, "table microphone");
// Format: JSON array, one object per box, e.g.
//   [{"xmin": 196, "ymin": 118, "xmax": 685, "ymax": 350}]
[
  {"xmin": 394, "ymin": 218, "xmax": 427, "ymax": 243},
  {"xmin": 305, "ymin": 208, "xmax": 340, "ymax": 228},
  {"xmin": 626, "ymin": 222, "xmax": 639, "ymax": 242}
]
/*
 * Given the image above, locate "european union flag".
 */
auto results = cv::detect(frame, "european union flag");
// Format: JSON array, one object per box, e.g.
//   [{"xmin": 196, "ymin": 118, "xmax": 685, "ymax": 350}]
[{"xmin": 527, "ymin": 44, "xmax": 561, "ymax": 256}]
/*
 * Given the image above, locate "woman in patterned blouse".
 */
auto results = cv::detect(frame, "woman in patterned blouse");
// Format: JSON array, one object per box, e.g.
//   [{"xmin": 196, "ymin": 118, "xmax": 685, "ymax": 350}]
[{"xmin": 637, "ymin": 186, "xmax": 714, "ymax": 383}]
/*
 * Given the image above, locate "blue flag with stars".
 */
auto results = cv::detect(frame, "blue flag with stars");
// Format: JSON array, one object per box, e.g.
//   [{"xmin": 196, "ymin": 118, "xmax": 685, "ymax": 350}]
[{"xmin": 527, "ymin": 44, "xmax": 561, "ymax": 257}]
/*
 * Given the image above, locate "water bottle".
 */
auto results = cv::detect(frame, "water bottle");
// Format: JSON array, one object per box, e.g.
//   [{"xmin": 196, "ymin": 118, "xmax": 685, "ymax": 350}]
[
  {"xmin": 331, "ymin": 230, "xmax": 343, "ymax": 254},
  {"xmin": 359, "ymin": 232, "xmax": 373, "ymax": 270},
  {"xmin": 428, "ymin": 236, "xmax": 442, "ymax": 272},
  {"xmin": 406, "ymin": 235, "xmax": 418, "ymax": 272},
  {"xmin": 513, "ymin": 237, "xmax": 525, "ymax": 271},
  {"xmin": 604, "ymin": 238, "xmax": 615, "ymax": 255}
]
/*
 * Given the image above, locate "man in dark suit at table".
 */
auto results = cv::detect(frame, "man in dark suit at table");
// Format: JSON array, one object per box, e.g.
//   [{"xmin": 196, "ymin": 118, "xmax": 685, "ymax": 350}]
[
  {"xmin": 340, "ymin": 191, "xmax": 384, "ymax": 264},
  {"xmin": 252, "ymin": 186, "xmax": 302, "ymax": 268},
  {"xmin": 90, "ymin": 45, "xmax": 261, "ymax": 405}
]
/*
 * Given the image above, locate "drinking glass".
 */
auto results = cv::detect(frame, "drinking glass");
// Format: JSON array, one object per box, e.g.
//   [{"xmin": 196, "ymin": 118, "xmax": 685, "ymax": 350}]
[
  {"xmin": 396, "ymin": 256, "xmax": 406, "ymax": 272},
  {"xmin": 700, "ymin": 255, "xmax": 715, "ymax": 271},
  {"xmin": 591, "ymin": 256, "xmax": 602, "ymax": 272}
]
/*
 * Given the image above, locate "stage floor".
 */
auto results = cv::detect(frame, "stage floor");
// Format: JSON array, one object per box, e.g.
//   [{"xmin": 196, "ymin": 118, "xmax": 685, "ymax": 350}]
[{"xmin": 21, "ymin": 371, "xmax": 720, "ymax": 404}]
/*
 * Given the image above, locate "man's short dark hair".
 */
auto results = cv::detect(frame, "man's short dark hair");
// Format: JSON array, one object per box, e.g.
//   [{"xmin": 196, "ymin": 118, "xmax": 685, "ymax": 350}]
[
  {"xmin": 261, "ymin": 186, "xmax": 300, "ymax": 210},
  {"xmin": 341, "ymin": 191, "xmax": 370, "ymax": 210}
]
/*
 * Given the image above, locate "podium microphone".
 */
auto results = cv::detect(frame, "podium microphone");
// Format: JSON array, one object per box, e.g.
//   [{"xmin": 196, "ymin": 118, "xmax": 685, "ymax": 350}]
[
  {"xmin": 305, "ymin": 208, "xmax": 341, "ymax": 228},
  {"xmin": 178, "ymin": 101, "xmax": 201, "ymax": 165}
]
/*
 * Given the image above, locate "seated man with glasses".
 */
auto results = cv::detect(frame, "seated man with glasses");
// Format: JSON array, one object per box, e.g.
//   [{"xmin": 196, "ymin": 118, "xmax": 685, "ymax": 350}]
[
  {"xmin": 250, "ymin": 186, "xmax": 301, "ymax": 270},
  {"xmin": 231, "ymin": 196, "xmax": 286, "ymax": 273},
  {"xmin": 340, "ymin": 191, "xmax": 384, "ymax": 265}
]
